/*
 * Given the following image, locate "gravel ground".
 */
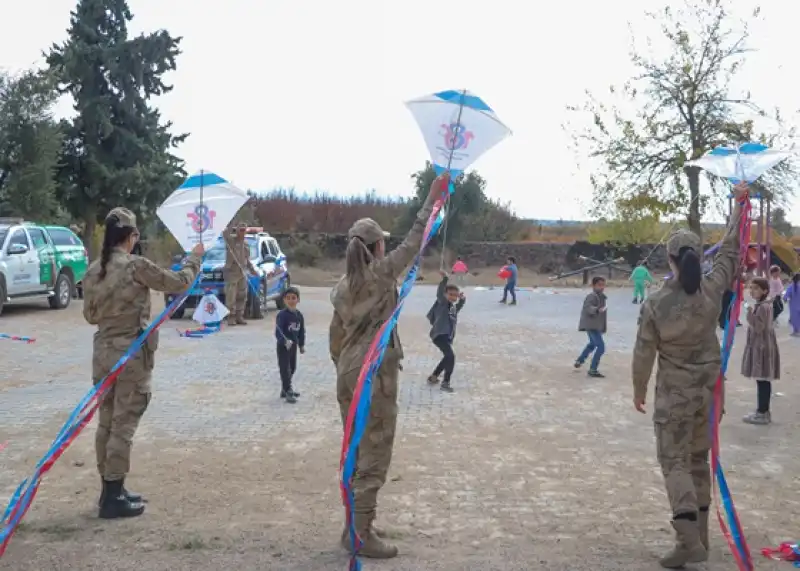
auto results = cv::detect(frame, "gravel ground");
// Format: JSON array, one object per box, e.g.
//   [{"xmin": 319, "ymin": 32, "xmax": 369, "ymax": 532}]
[{"xmin": 0, "ymin": 285, "xmax": 797, "ymax": 571}]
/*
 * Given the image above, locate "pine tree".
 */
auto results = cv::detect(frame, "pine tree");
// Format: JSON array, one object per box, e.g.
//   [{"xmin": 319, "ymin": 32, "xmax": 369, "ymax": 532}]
[
  {"xmin": 0, "ymin": 70, "xmax": 63, "ymax": 220},
  {"xmin": 47, "ymin": 0, "xmax": 187, "ymax": 255}
]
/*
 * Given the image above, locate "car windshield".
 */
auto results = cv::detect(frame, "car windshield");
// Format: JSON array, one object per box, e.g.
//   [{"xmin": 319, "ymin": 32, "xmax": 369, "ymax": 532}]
[
  {"xmin": 202, "ymin": 238, "xmax": 257, "ymax": 262},
  {"xmin": 0, "ymin": 226, "xmax": 7, "ymax": 247}
]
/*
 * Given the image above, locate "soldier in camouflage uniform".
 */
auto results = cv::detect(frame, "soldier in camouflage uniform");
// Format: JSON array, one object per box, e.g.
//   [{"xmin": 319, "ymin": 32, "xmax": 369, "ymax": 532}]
[
  {"xmin": 330, "ymin": 173, "xmax": 448, "ymax": 559},
  {"xmin": 632, "ymin": 184, "xmax": 747, "ymax": 568},
  {"xmin": 82, "ymin": 207, "xmax": 203, "ymax": 519},
  {"xmin": 224, "ymin": 222, "xmax": 257, "ymax": 325}
]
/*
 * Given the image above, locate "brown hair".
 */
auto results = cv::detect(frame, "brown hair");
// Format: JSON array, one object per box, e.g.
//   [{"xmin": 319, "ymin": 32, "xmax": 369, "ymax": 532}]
[
  {"xmin": 750, "ymin": 277, "xmax": 770, "ymax": 301},
  {"xmin": 345, "ymin": 237, "xmax": 377, "ymax": 295}
]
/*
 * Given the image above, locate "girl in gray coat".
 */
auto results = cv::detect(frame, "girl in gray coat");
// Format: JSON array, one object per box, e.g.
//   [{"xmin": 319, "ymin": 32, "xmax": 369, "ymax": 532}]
[
  {"xmin": 741, "ymin": 277, "xmax": 781, "ymax": 425},
  {"xmin": 427, "ymin": 271, "xmax": 466, "ymax": 392}
]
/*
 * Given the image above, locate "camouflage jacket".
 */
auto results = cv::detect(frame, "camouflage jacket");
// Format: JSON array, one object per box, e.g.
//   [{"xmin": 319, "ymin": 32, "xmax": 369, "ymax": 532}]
[
  {"xmin": 632, "ymin": 208, "xmax": 742, "ymax": 419},
  {"xmin": 83, "ymin": 249, "xmax": 201, "ymax": 343},
  {"xmin": 224, "ymin": 232, "xmax": 255, "ymax": 275},
  {"xmin": 329, "ymin": 195, "xmax": 436, "ymax": 374}
]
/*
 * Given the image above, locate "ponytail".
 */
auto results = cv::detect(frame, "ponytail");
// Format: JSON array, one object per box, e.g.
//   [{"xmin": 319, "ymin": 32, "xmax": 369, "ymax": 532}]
[
  {"xmin": 99, "ymin": 216, "xmax": 135, "ymax": 280},
  {"xmin": 671, "ymin": 246, "xmax": 701, "ymax": 295},
  {"xmin": 345, "ymin": 236, "xmax": 377, "ymax": 295}
]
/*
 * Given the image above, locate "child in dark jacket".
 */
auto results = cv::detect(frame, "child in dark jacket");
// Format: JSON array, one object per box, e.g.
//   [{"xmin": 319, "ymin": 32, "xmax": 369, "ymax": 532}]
[
  {"xmin": 427, "ymin": 272, "xmax": 466, "ymax": 392},
  {"xmin": 275, "ymin": 287, "xmax": 305, "ymax": 404},
  {"xmin": 574, "ymin": 276, "xmax": 608, "ymax": 378}
]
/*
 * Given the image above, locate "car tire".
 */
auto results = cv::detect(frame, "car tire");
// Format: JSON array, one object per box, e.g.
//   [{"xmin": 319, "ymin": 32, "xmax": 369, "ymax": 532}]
[
  {"xmin": 171, "ymin": 306, "xmax": 185, "ymax": 319},
  {"xmin": 247, "ymin": 280, "xmax": 265, "ymax": 320},
  {"xmin": 275, "ymin": 274, "xmax": 290, "ymax": 309},
  {"xmin": 49, "ymin": 273, "xmax": 73, "ymax": 310}
]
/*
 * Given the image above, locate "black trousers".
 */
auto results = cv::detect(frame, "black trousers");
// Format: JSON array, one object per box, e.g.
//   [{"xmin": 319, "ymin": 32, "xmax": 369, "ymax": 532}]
[
  {"xmin": 773, "ymin": 297, "xmax": 784, "ymax": 320},
  {"xmin": 277, "ymin": 342, "xmax": 297, "ymax": 392},
  {"xmin": 757, "ymin": 380, "xmax": 772, "ymax": 413},
  {"xmin": 432, "ymin": 334, "xmax": 455, "ymax": 384}
]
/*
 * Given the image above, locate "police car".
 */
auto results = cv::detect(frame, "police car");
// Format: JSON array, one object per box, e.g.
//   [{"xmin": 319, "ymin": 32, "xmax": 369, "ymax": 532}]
[
  {"xmin": 0, "ymin": 218, "xmax": 89, "ymax": 316},
  {"xmin": 167, "ymin": 227, "xmax": 290, "ymax": 320}
]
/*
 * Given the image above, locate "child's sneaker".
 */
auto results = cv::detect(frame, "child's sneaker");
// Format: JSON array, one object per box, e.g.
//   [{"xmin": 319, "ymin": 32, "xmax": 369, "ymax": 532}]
[
  {"xmin": 632, "ymin": 298, "xmax": 638, "ymax": 304},
  {"xmin": 742, "ymin": 411, "xmax": 771, "ymax": 425},
  {"xmin": 573, "ymin": 360, "xmax": 583, "ymax": 369},
  {"xmin": 498, "ymin": 299, "xmax": 506, "ymax": 304},
  {"xmin": 509, "ymin": 300, "xmax": 517, "ymax": 306},
  {"xmin": 427, "ymin": 374, "xmax": 440, "ymax": 385},
  {"xmin": 587, "ymin": 370, "xmax": 605, "ymax": 378},
  {"xmin": 440, "ymin": 382, "xmax": 454, "ymax": 393}
]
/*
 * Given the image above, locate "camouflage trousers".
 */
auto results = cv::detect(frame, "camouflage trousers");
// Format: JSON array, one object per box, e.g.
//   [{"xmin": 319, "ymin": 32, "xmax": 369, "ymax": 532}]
[
  {"xmin": 654, "ymin": 392, "xmax": 713, "ymax": 516},
  {"xmin": 337, "ymin": 360, "xmax": 399, "ymax": 525},
  {"xmin": 93, "ymin": 337, "xmax": 154, "ymax": 482},
  {"xmin": 224, "ymin": 276, "xmax": 248, "ymax": 319}
]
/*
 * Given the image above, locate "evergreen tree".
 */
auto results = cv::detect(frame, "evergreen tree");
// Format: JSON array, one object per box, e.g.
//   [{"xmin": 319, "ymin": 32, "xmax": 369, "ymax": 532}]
[
  {"xmin": 0, "ymin": 70, "xmax": 63, "ymax": 220},
  {"xmin": 47, "ymin": 0, "xmax": 187, "ymax": 255}
]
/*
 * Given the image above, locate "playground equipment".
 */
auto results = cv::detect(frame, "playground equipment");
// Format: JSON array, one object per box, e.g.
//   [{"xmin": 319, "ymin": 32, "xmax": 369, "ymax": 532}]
[
  {"xmin": 725, "ymin": 191, "xmax": 799, "ymax": 275},
  {"xmin": 549, "ymin": 256, "xmax": 631, "ymax": 284}
]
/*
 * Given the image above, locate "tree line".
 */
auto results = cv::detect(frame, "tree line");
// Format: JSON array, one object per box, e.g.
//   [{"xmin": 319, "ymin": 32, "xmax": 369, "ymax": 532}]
[{"xmin": 1, "ymin": 0, "xmax": 522, "ymax": 258}]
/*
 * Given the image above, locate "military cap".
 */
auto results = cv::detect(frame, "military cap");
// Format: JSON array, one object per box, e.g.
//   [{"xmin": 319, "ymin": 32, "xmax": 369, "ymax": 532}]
[
  {"xmin": 348, "ymin": 218, "xmax": 390, "ymax": 245},
  {"xmin": 666, "ymin": 228, "xmax": 702, "ymax": 257},
  {"xmin": 106, "ymin": 207, "xmax": 137, "ymax": 228}
]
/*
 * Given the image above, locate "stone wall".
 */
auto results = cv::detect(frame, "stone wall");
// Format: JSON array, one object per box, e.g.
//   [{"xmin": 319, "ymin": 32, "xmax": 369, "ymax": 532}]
[{"xmin": 271, "ymin": 232, "xmax": 688, "ymax": 273}]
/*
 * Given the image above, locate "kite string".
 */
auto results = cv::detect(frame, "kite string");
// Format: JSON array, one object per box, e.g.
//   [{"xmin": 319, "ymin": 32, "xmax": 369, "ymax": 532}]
[
  {"xmin": 439, "ymin": 89, "xmax": 467, "ymax": 271},
  {"xmin": 709, "ymin": 194, "xmax": 754, "ymax": 571}
]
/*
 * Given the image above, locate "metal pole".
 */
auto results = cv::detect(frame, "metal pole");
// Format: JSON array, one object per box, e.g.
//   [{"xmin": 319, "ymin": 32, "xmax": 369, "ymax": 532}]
[
  {"xmin": 766, "ymin": 197, "xmax": 772, "ymax": 272},
  {"xmin": 758, "ymin": 196, "xmax": 764, "ymax": 276}
]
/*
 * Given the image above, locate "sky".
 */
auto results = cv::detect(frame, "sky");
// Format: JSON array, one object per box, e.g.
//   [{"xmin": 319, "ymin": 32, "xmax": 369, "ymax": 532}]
[{"xmin": 3, "ymin": 0, "xmax": 800, "ymax": 224}]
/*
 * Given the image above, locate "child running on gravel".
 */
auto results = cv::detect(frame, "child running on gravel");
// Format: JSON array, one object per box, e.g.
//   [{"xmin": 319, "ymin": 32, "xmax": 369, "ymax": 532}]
[
  {"xmin": 275, "ymin": 287, "xmax": 305, "ymax": 404},
  {"xmin": 574, "ymin": 276, "xmax": 607, "ymax": 378},
  {"xmin": 427, "ymin": 271, "xmax": 466, "ymax": 393}
]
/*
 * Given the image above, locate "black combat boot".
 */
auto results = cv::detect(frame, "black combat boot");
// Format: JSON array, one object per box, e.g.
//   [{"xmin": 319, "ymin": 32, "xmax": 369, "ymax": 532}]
[
  {"xmin": 98, "ymin": 478, "xmax": 144, "ymax": 507},
  {"xmin": 98, "ymin": 479, "xmax": 145, "ymax": 519}
]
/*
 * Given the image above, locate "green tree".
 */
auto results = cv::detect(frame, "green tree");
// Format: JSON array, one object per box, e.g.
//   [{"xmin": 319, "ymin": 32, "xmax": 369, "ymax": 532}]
[
  {"xmin": 568, "ymin": 0, "xmax": 795, "ymax": 241},
  {"xmin": 588, "ymin": 194, "xmax": 670, "ymax": 245},
  {"xmin": 769, "ymin": 205, "xmax": 793, "ymax": 237},
  {"xmin": 46, "ymin": 0, "xmax": 187, "ymax": 256},
  {"xmin": 395, "ymin": 162, "xmax": 486, "ymax": 247},
  {"xmin": 0, "ymin": 70, "xmax": 63, "ymax": 220}
]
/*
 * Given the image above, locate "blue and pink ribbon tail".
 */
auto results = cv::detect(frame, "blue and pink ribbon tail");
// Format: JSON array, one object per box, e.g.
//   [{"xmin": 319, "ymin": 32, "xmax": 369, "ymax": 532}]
[
  {"xmin": 0, "ymin": 273, "xmax": 201, "ymax": 558},
  {"xmin": 339, "ymin": 175, "xmax": 450, "ymax": 570}
]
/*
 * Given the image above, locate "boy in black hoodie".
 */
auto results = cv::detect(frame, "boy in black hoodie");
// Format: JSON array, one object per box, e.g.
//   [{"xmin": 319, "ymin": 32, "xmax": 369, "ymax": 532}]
[
  {"xmin": 426, "ymin": 271, "xmax": 466, "ymax": 392},
  {"xmin": 275, "ymin": 287, "xmax": 305, "ymax": 403}
]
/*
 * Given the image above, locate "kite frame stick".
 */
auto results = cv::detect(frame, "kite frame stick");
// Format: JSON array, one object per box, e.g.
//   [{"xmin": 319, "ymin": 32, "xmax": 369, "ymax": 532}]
[{"xmin": 439, "ymin": 88, "xmax": 467, "ymax": 271}]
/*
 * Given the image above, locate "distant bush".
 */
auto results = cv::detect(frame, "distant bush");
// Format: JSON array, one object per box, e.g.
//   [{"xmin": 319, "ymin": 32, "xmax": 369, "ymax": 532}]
[{"xmin": 290, "ymin": 240, "xmax": 323, "ymax": 267}]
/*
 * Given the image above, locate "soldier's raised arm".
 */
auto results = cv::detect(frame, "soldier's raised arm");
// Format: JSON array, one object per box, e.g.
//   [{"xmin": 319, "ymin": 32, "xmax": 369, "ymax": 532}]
[
  {"xmin": 632, "ymin": 301, "xmax": 659, "ymax": 406},
  {"xmin": 705, "ymin": 183, "xmax": 748, "ymax": 294},
  {"xmin": 132, "ymin": 247, "xmax": 203, "ymax": 293},
  {"xmin": 373, "ymin": 173, "xmax": 449, "ymax": 281}
]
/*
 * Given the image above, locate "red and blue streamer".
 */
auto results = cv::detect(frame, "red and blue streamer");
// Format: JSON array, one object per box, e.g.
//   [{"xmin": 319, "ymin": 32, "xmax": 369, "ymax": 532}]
[
  {"xmin": 0, "ymin": 334, "xmax": 35, "ymax": 344},
  {"xmin": 0, "ymin": 273, "xmax": 201, "ymax": 558},
  {"xmin": 178, "ymin": 323, "xmax": 221, "ymax": 338},
  {"xmin": 710, "ymin": 194, "xmax": 753, "ymax": 570},
  {"xmin": 339, "ymin": 175, "xmax": 452, "ymax": 571}
]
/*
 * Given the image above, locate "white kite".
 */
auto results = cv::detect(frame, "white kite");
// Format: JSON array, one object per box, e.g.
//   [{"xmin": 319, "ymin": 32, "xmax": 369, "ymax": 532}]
[
  {"xmin": 192, "ymin": 292, "xmax": 229, "ymax": 325},
  {"xmin": 156, "ymin": 170, "xmax": 249, "ymax": 252},
  {"xmin": 405, "ymin": 89, "xmax": 512, "ymax": 177}
]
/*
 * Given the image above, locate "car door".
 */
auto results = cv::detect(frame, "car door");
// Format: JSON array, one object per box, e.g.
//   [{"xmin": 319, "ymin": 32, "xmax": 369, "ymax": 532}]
[
  {"xmin": 266, "ymin": 238, "xmax": 285, "ymax": 294},
  {"xmin": 5, "ymin": 228, "xmax": 38, "ymax": 293},
  {"xmin": 27, "ymin": 227, "xmax": 56, "ymax": 289}
]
